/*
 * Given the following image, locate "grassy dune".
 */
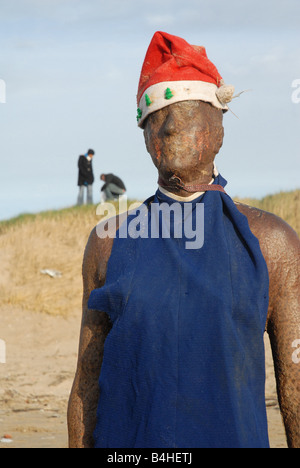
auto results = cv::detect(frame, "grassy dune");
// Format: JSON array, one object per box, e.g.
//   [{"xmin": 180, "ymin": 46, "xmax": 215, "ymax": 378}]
[
  {"xmin": 0, "ymin": 190, "xmax": 299, "ymax": 316},
  {"xmin": 0, "ymin": 204, "xmax": 105, "ymax": 316}
]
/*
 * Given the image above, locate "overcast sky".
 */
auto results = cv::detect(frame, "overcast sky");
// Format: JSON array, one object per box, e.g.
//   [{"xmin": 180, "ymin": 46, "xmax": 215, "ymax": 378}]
[{"xmin": 0, "ymin": 0, "xmax": 299, "ymax": 220}]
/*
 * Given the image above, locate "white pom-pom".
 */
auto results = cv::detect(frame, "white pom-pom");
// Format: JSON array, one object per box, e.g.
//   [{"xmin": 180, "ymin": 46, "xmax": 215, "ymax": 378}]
[{"xmin": 216, "ymin": 79, "xmax": 235, "ymax": 105}]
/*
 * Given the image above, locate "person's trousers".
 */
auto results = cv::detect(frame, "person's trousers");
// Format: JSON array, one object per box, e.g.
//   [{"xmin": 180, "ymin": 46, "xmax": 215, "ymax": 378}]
[
  {"xmin": 103, "ymin": 183, "xmax": 125, "ymax": 201},
  {"xmin": 77, "ymin": 184, "xmax": 93, "ymax": 205}
]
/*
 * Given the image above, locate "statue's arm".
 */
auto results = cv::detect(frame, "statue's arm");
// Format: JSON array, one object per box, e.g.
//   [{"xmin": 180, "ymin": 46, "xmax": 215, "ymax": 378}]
[
  {"xmin": 236, "ymin": 203, "xmax": 300, "ymax": 448},
  {"xmin": 67, "ymin": 228, "xmax": 113, "ymax": 448},
  {"xmin": 265, "ymin": 223, "xmax": 300, "ymax": 448}
]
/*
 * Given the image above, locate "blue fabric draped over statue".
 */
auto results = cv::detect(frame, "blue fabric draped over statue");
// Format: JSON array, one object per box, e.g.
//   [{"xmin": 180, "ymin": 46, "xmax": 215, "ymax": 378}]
[{"xmin": 88, "ymin": 174, "xmax": 270, "ymax": 448}]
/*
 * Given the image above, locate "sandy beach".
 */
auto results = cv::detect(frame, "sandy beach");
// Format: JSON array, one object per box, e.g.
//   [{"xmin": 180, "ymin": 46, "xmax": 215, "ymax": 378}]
[
  {"xmin": 0, "ymin": 306, "xmax": 79, "ymax": 448},
  {"xmin": 0, "ymin": 305, "xmax": 287, "ymax": 449}
]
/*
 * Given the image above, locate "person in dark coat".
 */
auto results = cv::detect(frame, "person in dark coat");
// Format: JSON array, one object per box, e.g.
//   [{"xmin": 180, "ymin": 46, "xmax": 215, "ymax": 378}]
[
  {"xmin": 77, "ymin": 149, "xmax": 95, "ymax": 205},
  {"xmin": 100, "ymin": 173, "xmax": 126, "ymax": 201}
]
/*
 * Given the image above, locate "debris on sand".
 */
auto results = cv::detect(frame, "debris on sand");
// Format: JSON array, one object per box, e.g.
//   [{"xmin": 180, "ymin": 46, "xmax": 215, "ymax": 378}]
[
  {"xmin": 40, "ymin": 269, "xmax": 62, "ymax": 279},
  {"xmin": 1, "ymin": 434, "xmax": 13, "ymax": 444}
]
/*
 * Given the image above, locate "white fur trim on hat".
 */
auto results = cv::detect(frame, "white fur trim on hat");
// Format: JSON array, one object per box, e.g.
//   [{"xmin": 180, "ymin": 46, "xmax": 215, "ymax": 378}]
[{"xmin": 137, "ymin": 80, "xmax": 229, "ymax": 127}]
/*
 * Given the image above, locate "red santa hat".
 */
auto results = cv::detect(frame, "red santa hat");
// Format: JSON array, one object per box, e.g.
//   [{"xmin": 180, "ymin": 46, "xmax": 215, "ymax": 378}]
[{"xmin": 137, "ymin": 31, "xmax": 234, "ymax": 127}]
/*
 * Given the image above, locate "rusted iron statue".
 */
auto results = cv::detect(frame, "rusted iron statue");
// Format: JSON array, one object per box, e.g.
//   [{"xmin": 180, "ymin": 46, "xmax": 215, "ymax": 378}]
[{"xmin": 68, "ymin": 32, "xmax": 300, "ymax": 448}]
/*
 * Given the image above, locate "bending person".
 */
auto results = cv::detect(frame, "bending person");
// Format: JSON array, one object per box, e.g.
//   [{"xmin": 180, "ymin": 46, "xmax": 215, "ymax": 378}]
[{"xmin": 100, "ymin": 173, "xmax": 126, "ymax": 201}]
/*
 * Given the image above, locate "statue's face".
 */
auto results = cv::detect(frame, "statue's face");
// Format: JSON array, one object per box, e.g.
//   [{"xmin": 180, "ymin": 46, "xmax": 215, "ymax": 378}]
[{"xmin": 144, "ymin": 101, "xmax": 224, "ymax": 184}]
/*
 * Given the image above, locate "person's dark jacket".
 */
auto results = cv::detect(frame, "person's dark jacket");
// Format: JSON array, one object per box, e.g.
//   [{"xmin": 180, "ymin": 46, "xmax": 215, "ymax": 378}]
[
  {"xmin": 78, "ymin": 155, "xmax": 94, "ymax": 186},
  {"xmin": 101, "ymin": 173, "xmax": 126, "ymax": 192}
]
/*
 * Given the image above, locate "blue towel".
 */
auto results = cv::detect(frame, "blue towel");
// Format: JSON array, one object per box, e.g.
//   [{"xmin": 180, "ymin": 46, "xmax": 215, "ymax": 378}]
[{"xmin": 88, "ymin": 174, "xmax": 270, "ymax": 448}]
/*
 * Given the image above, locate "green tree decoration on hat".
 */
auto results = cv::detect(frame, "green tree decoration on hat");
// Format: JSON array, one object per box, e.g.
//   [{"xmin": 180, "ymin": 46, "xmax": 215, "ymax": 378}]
[
  {"xmin": 136, "ymin": 108, "xmax": 143, "ymax": 121},
  {"xmin": 165, "ymin": 88, "xmax": 174, "ymax": 100},
  {"xmin": 145, "ymin": 94, "xmax": 152, "ymax": 107}
]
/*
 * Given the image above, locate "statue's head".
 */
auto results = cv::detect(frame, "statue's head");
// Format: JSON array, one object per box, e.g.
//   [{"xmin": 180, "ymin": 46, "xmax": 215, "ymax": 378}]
[
  {"xmin": 136, "ymin": 31, "xmax": 234, "ymax": 186},
  {"xmin": 143, "ymin": 100, "xmax": 224, "ymax": 184}
]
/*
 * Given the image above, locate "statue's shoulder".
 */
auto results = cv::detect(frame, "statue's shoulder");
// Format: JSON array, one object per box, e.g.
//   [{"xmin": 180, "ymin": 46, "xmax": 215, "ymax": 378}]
[
  {"xmin": 83, "ymin": 218, "xmax": 118, "ymax": 286},
  {"xmin": 84, "ymin": 209, "xmax": 132, "ymax": 284},
  {"xmin": 234, "ymin": 201, "xmax": 299, "ymax": 263}
]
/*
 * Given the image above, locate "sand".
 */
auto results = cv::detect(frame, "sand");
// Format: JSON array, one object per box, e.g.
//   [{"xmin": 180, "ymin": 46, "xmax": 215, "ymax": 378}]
[
  {"xmin": 0, "ymin": 305, "xmax": 287, "ymax": 449},
  {"xmin": 0, "ymin": 306, "xmax": 79, "ymax": 448}
]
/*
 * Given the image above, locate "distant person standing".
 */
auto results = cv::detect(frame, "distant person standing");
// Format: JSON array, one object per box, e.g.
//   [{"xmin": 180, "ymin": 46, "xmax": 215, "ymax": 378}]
[
  {"xmin": 77, "ymin": 149, "xmax": 95, "ymax": 205},
  {"xmin": 100, "ymin": 173, "xmax": 126, "ymax": 201}
]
